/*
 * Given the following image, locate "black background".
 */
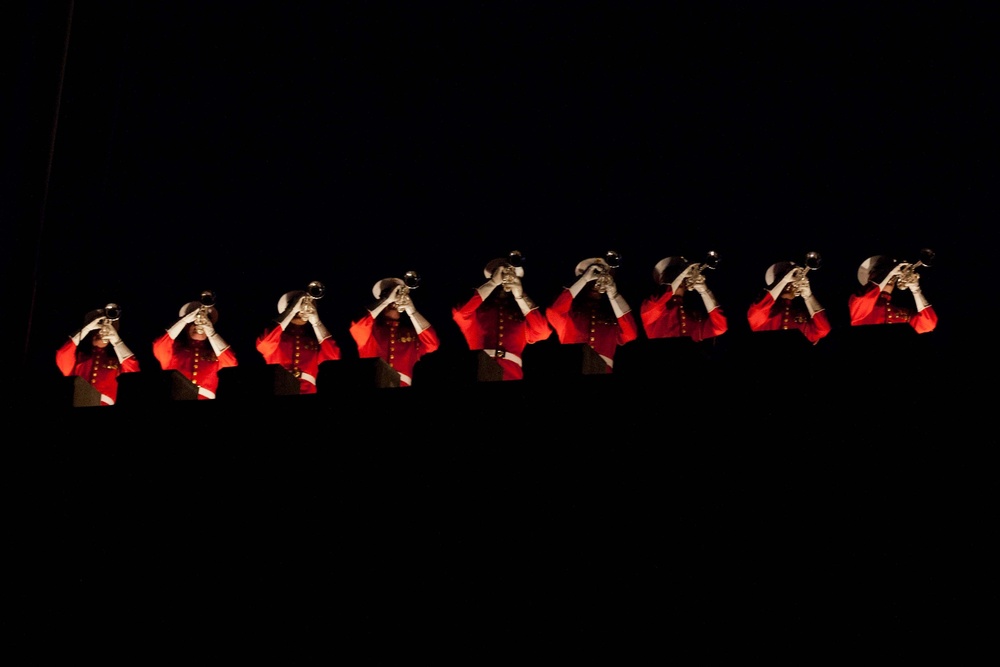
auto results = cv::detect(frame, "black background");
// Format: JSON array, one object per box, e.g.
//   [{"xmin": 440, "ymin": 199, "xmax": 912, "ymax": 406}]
[{"xmin": 6, "ymin": 1, "xmax": 995, "ymax": 654}]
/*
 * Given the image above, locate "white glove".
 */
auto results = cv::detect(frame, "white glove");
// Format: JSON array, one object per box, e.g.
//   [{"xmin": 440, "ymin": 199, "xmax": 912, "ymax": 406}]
[
  {"xmin": 112, "ymin": 337, "xmax": 135, "ymax": 362},
  {"xmin": 104, "ymin": 328, "xmax": 122, "ymax": 346},
  {"xmin": 311, "ymin": 319, "xmax": 332, "ymax": 342},
  {"xmin": 694, "ymin": 282, "xmax": 720, "ymax": 313},
  {"xmin": 909, "ymin": 281, "xmax": 931, "ymax": 312},
  {"xmin": 476, "ymin": 267, "xmax": 504, "ymax": 301},
  {"xmin": 878, "ymin": 265, "xmax": 905, "ymax": 293},
  {"xmin": 278, "ymin": 295, "xmax": 308, "ymax": 329},
  {"xmin": 669, "ymin": 266, "xmax": 696, "ymax": 295},
  {"xmin": 768, "ymin": 269, "xmax": 798, "ymax": 301},
  {"xmin": 370, "ymin": 284, "xmax": 401, "ymax": 318},
  {"xmin": 200, "ymin": 320, "xmax": 216, "ymax": 337},
  {"xmin": 207, "ymin": 328, "xmax": 230, "ymax": 355},
  {"xmin": 602, "ymin": 277, "xmax": 619, "ymax": 299},
  {"xmin": 70, "ymin": 315, "xmax": 105, "ymax": 346},
  {"xmin": 569, "ymin": 264, "xmax": 601, "ymax": 298},
  {"xmin": 608, "ymin": 290, "xmax": 631, "ymax": 318},
  {"xmin": 796, "ymin": 277, "xmax": 813, "ymax": 299},
  {"xmin": 166, "ymin": 310, "xmax": 199, "ymax": 340},
  {"xmin": 406, "ymin": 306, "xmax": 432, "ymax": 334}
]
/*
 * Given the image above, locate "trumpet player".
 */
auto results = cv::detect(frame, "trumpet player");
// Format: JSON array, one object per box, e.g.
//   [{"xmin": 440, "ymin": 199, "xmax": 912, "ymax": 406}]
[
  {"xmin": 640, "ymin": 255, "xmax": 728, "ymax": 342},
  {"xmin": 256, "ymin": 285, "xmax": 342, "ymax": 394},
  {"xmin": 545, "ymin": 253, "xmax": 638, "ymax": 373},
  {"xmin": 153, "ymin": 296, "xmax": 238, "ymax": 400},
  {"xmin": 746, "ymin": 258, "xmax": 831, "ymax": 344},
  {"xmin": 849, "ymin": 253, "xmax": 937, "ymax": 333},
  {"xmin": 350, "ymin": 275, "xmax": 440, "ymax": 387},
  {"xmin": 452, "ymin": 252, "xmax": 552, "ymax": 381},
  {"xmin": 55, "ymin": 304, "xmax": 141, "ymax": 406}
]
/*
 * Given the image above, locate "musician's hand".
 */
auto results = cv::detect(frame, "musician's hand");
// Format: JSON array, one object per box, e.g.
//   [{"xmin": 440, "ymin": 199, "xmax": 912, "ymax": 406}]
[
  {"xmin": 181, "ymin": 309, "xmax": 199, "ymax": 324},
  {"xmin": 603, "ymin": 278, "xmax": 619, "ymax": 299},
  {"xmin": 796, "ymin": 277, "xmax": 813, "ymax": 299},
  {"xmin": 508, "ymin": 277, "xmax": 524, "ymax": 299},
  {"xmin": 81, "ymin": 315, "xmax": 104, "ymax": 334},
  {"xmin": 306, "ymin": 309, "xmax": 321, "ymax": 326},
  {"xmin": 385, "ymin": 284, "xmax": 402, "ymax": 304},
  {"xmin": 489, "ymin": 266, "xmax": 505, "ymax": 287},
  {"xmin": 581, "ymin": 265, "xmax": 602, "ymax": 283},
  {"xmin": 901, "ymin": 274, "xmax": 920, "ymax": 292},
  {"xmin": 104, "ymin": 329, "xmax": 122, "ymax": 346},
  {"xmin": 200, "ymin": 321, "xmax": 216, "ymax": 337},
  {"xmin": 692, "ymin": 280, "xmax": 710, "ymax": 296}
]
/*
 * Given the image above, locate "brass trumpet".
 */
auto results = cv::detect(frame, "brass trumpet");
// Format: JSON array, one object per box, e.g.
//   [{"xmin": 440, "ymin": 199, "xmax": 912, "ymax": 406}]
[
  {"xmin": 790, "ymin": 251, "xmax": 822, "ymax": 297},
  {"xmin": 194, "ymin": 290, "xmax": 216, "ymax": 334},
  {"xmin": 501, "ymin": 250, "xmax": 524, "ymax": 292},
  {"xmin": 98, "ymin": 303, "xmax": 120, "ymax": 341},
  {"xmin": 895, "ymin": 248, "xmax": 934, "ymax": 291},
  {"xmin": 684, "ymin": 251, "xmax": 720, "ymax": 290},
  {"xmin": 395, "ymin": 271, "xmax": 421, "ymax": 309},
  {"xmin": 299, "ymin": 280, "xmax": 326, "ymax": 318},
  {"xmin": 594, "ymin": 250, "xmax": 621, "ymax": 294}
]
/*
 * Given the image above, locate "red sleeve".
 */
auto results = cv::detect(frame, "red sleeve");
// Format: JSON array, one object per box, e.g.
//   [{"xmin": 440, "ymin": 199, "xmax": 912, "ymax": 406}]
[
  {"xmin": 747, "ymin": 293, "xmax": 776, "ymax": 331},
  {"xmin": 848, "ymin": 283, "xmax": 880, "ymax": 325},
  {"xmin": 318, "ymin": 336, "xmax": 342, "ymax": 362},
  {"xmin": 912, "ymin": 306, "xmax": 938, "ymax": 334},
  {"xmin": 451, "ymin": 293, "xmax": 486, "ymax": 348},
  {"xmin": 617, "ymin": 311, "xmax": 638, "ymax": 344},
  {"xmin": 55, "ymin": 338, "xmax": 78, "ymax": 377},
  {"xmin": 802, "ymin": 310, "xmax": 832, "ymax": 344},
  {"xmin": 119, "ymin": 355, "xmax": 141, "ymax": 373},
  {"xmin": 524, "ymin": 308, "xmax": 553, "ymax": 343},
  {"xmin": 544, "ymin": 289, "xmax": 575, "ymax": 341},
  {"xmin": 152, "ymin": 332, "xmax": 174, "ymax": 370},
  {"xmin": 255, "ymin": 324, "xmax": 285, "ymax": 363},
  {"xmin": 639, "ymin": 290, "xmax": 672, "ymax": 332},
  {"xmin": 217, "ymin": 346, "xmax": 238, "ymax": 369},
  {"xmin": 417, "ymin": 326, "xmax": 441, "ymax": 354}
]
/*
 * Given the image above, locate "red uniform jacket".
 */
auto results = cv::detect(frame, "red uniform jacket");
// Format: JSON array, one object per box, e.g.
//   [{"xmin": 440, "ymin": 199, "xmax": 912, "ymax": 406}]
[
  {"xmin": 452, "ymin": 293, "xmax": 553, "ymax": 380},
  {"xmin": 153, "ymin": 333, "xmax": 238, "ymax": 399},
  {"xmin": 640, "ymin": 289, "xmax": 728, "ymax": 342},
  {"xmin": 256, "ymin": 323, "xmax": 342, "ymax": 394},
  {"xmin": 349, "ymin": 314, "xmax": 440, "ymax": 387},
  {"xmin": 545, "ymin": 289, "xmax": 638, "ymax": 373},
  {"xmin": 848, "ymin": 283, "xmax": 938, "ymax": 334},
  {"xmin": 55, "ymin": 339, "xmax": 141, "ymax": 405},
  {"xmin": 747, "ymin": 293, "xmax": 832, "ymax": 344}
]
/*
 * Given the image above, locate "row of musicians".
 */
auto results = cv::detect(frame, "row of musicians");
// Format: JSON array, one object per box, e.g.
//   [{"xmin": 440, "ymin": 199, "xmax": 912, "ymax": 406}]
[{"xmin": 56, "ymin": 252, "xmax": 936, "ymax": 405}]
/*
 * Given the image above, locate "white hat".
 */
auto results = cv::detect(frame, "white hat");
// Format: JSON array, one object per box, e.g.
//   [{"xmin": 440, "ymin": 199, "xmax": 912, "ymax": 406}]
[
  {"xmin": 82, "ymin": 307, "xmax": 120, "ymax": 331},
  {"xmin": 652, "ymin": 256, "xmax": 689, "ymax": 285},
  {"xmin": 179, "ymin": 301, "xmax": 218, "ymax": 323},
  {"xmin": 483, "ymin": 258, "xmax": 524, "ymax": 280},
  {"xmin": 764, "ymin": 261, "xmax": 797, "ymax": 290},
  {"xmin": 277, "ymin": 290, "xmax": 307, "ymax": 313},
  {"xmin": 373, "ymin": 277, "xmax": 405, "ymax": 299},
  {"xmin": 575, "ymin": 257, "xmax": 612, "ymax": 276},
  {"xmin": 857, "ymin": 255, "xmax": 896, "ymax": 286}
]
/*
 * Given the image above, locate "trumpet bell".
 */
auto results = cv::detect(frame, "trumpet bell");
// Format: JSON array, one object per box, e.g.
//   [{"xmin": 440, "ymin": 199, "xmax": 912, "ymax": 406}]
[
  {"xmin": 307, "ymin": 280, "xmax": 326, "ymax": 300},
  {"xmin": 703, "ymin": 250, "xmax": 720, "ymax": 271},
  {"xmin": 199, "ymin": 290, "xmax": 217, "ymax": 308},
  {"xmin": 403, "ymin": 271, "xmax": 421, "ymax": 289},
  {"xmin": 604, "ymin": 250, "xmax": 621, "ymax": 269},
  {"xmin": 804, "ymin": 251, "xmax": 822, "ymax": 271}
]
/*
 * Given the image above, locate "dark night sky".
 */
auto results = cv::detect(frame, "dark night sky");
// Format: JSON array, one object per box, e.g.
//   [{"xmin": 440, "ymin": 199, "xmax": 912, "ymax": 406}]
[
  {"xmin": 7, "ymin": 2, "xmax": 998, "ymax": 646},
  {"xmin": 10, "ymin": 1, "xmax": 994, "ymax": 374}
]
